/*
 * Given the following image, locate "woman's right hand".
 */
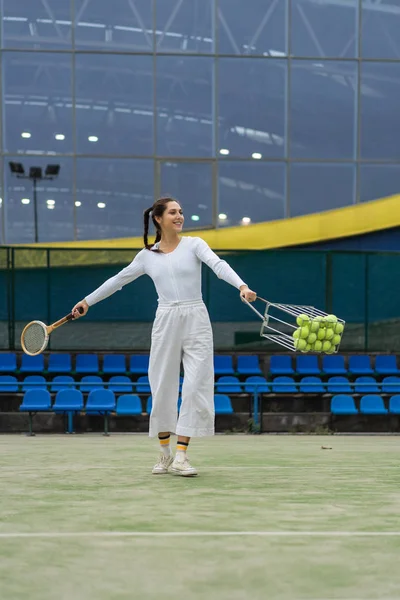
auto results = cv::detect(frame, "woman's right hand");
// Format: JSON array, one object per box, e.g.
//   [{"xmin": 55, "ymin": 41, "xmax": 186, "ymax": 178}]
[{"xmin": 72, "ymin": 299, "xmax": 89, "ymax": 319}]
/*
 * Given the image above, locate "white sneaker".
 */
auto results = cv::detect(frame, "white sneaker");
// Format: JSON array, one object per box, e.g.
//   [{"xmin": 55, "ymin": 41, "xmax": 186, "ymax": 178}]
[
  {"xmin": 152, "ymin": 453, "xmax": 174, "ymax": 474},
  {"xmin": 170, "ymin": 456, "xmax": 198, "ymax": 477}
]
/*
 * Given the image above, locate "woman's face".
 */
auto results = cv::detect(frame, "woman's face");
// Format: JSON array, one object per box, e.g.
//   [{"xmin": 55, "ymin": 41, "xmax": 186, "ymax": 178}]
[{"xmin": 157, "ymin": 201, "xmax": 184, "ymax": 234}]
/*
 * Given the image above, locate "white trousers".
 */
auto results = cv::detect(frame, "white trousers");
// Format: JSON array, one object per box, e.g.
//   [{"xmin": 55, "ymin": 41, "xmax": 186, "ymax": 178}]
[{"xmin": 148, "ymin": 299, "xmax": 215, "ymax": 438}]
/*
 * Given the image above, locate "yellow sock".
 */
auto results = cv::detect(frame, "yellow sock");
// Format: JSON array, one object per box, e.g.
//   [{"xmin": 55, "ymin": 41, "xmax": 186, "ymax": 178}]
[
  {"xmin": 159, "ymin": 434, "xmax": 171, "ymax": 458},
  {"xmin": 176, "ymin": 441, "xmax": 188, "ymax": 461}
]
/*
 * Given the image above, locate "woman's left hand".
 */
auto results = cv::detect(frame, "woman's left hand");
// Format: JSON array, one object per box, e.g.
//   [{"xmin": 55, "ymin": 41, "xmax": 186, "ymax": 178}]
[{"xmin": 240, "ymin": 285, "xmax": 257, "ymax": 302}]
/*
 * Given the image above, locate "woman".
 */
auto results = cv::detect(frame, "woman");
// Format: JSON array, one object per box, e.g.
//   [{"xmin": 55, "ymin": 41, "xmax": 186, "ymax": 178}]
[{"xmin": 72, "ymin": 197, "xmax": 257, "ymax": 477}]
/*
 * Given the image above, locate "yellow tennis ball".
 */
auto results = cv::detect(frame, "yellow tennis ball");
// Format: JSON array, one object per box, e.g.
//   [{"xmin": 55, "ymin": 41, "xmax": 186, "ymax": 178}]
[
  {"xmin": 325, "ymin": 328, "xmax": 334, "ymax": 341},
  {"xmin": 307, "ymin": 332, "xmax": 317, "ymax": 345},
  {"xmin": 333, "ymin": 322, "xmax": 344, "ymax": 334},
  {"xmin": 322, "ymin": 340, "xmax": 332, "ymax": 353},
  {"xmin": 326, "ymin": 314, "xmax": 338, "ymax": 323},
  {"xmin": 296, "ymin": 313, "xmax": 310, "ymax": 327},
  {"xmin": 313, "ymin": 340, "xmax": 323, "ymax": 352},
  {"xmin": 294, "ymin": 338, "xmax": 307, "ymax": 351},
  {"xmin": 332, "ymin": 334, "xmax": 341, "ymax": 346},
  {"xmin": 299, "ymin": 326, "xmax": 310, "ymax": 339},
  {"xmin": 310, "ymin": 320, "xmax": 320, "ymax": 333},
  {"xmin": 325, "ymin": 346, "xmax": 336, "ymax": 354},
  {"xmin": 301, "ymin": 343, "xmax": 312, "ymax": 353},
  {"xmin": 293, "ymin": 328, "xmax": 300, "ymax": 339},
  {"xmin": 317, "ymin": 328, "xmax": 326, "ymax": 341}
]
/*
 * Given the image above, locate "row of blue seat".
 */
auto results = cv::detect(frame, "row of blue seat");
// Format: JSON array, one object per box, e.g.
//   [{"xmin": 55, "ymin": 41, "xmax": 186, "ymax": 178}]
[
  {"xmin": 331, "ymin": 395, "xmax": 400, "ymax": 415},
  {"xmin": 0, "ymin": 353, "xmax": 263, "ymax": 375},
  {"xmin": 5, "ymin": 375, "xmax": 400, "ymax": 394},
  {"xmin": 20, "ymin": 389, "xmax": 234, "ymax": 416},
  {"xmin": 3, "ymin": 353, "xmax": 400, "ymax": 376}
]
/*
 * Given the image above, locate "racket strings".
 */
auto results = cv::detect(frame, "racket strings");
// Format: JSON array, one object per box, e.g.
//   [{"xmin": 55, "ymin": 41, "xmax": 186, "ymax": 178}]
[{"xmin": 22, "ymin": 323, "xmax": 47, "ymax": 354}]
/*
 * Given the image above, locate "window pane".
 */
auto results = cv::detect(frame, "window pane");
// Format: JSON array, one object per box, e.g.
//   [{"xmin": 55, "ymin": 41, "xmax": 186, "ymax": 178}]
[
  {"xmin": 360, "ymin": 164, "xmax": 400, "ymax": 204},
  {"xmin": 75, "ymin": 159, "xmax": 154, "ymax": 240},
  {"xmin": 289, "ymin": 163, "xmax": 355, "ymax": 217},
  {"xmin": 217, "ymin": 0, "xmax": 287, "ymax": 56},
  {"xmin": 4, "ymin": 156, "xmax": 73, "ymax": 244},
  {"xmin": 2, "ymin": 0, "xmax": 72, "ymax": 49},
  {"xmin": 156, "ymin": 0, "xmax": 213, "ymax": 53},
  {"xmin": 159, "ymin": 162, "xmax": 212, "ymax": 227},
  {"xmin": 291, "ymin": 0, "xmax": 358, "ymax": 58},
  {"xmin": 218, "ymin": 58, "xmax": 286, "ymax": 158},
  {"xmin": 156, "ymin": 57, "xmax": 213, "ymax": 157},
  {"xmin": 218, "ymin": 161, "xmax": 286, "ymax": 226},
  {"xmin": 74, "ymin": 0, "xmax": 153, "ymax": 51},
  {"xmin": 3, "ymin": 52, "xmax": 73, "ymax": 154},
  {"xmin": 75, "ymin": 54, "xmax": 153, "ymax": 156},
  {"xmin": 290, "ymin": 60, "xmax": 357, "ymax": 159},
  {"xmin": 360, "ymin": 62, "xmax": 400, "ymax": 160},
  {"xmin": 362, "ymin": 0, "xmax": 400, "ymax": 58}
]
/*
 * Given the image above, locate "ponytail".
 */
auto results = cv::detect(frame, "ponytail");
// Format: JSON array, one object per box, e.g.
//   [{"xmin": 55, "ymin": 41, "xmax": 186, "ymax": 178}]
[{"xmin": 143, "ymin": 207, "xmax": 153, "ymax": 250}]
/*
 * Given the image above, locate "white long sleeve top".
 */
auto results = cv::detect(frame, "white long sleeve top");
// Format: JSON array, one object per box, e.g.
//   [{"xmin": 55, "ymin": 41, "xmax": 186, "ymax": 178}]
[{"xmin": 85, "ymin": 236, "xmax": 247, "ymax": 307}]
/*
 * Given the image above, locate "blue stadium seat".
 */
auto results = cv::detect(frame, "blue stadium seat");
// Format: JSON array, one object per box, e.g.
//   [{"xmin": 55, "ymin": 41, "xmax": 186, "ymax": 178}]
[
  {"xmin": 53, "ymin": 388, "xmax": 84, "ymax": 433},
  {"xmin": 48, "ymin": 354, "xmax": 72, "ymax": 373},
  {"xmin": 327, "ymin": 376, "xmax": 352, "ymax": 394},
  {"xmin": 20, "ymin": 389, "xmax": 51, "ymax": 412},
  {"xmin": 348, "ymin": 356, "xmax": 374, "ymax": 376},
  {"xmin": 214, "ymin": 355, "xmax": 234, "ymax": 375},
  {"xmin": 375, "ymin": 355, "xmax": 400, "ymax": 376},
  {"xmin": 322, "ymin": 355, "xmax": 347, "ymax": 376},
  {"xmin": 108, "ymin": 376, "xmax": 133, "ymax": 393},
  {"xmin": 236, "ymin": 355, "xmax": 262, "ymax": 375},
  {"xmin": 269, "ymin": 356, "xmax": 294, "ymax": 375},
  {"xmin": 299, "ymin": 376, "xmax": 325, "ymax": 394},
  {"xmin": 382, "ymin": 376, "xmax": 400, "ymax": 395},
  {"xmin": 389, "ymin": 395, "xmax": 400, "ymax": 414},
  {"xmin": 129, "ymin": 355, "xmax": 150, "ymax": 374},
  {"xmin": 137, "ymin": 376, "xmax": 151, "ymax": 394},
  {"xmin": 359, "ymin": 395, "xmax": 388, "ymax": 414},
  {"xmin": 0, "ymin": 375, "xmax": 18, "ymax": 392},
  {"xmin": 330, "ymin": 395, "xmax": 358, "ymax": 415},
  {"xmin": 20, "ymin": 354, "xmax": 44, "ymax": 373},
  {"xmin": 53, "ymin": 389, "xmax": 84, "ymax": 412},
  {"xmin": 271, "ymin": 376, "xmax": 297, "ymax": 393},
  {"xmin": 50, "ymin": 376, "xmax": 75, "ymax": 393},
  {"xmin": 215, "ymin": 376, "xmax": 242, "ymax": 394},
  {"xmin": 19, "ymin": 389, "xmax": 52, "ymax": 435},
  {"xmin": 244, "ymin": 376, "xmax": 270, "ymax": 393},
  {"xmin": 85, "ymin": 389, "xmax": 116, "ymax": 435},
  {"xmin": 0, "ymin": 353, "xmax": 17, "ymax": 373},
  {"xmin": 296, "ymin": 356, "xmax": 321, "ymax": 376},
  {"xmin": 214, "ymin": 394, "xmax": 234, "ymax": 414},
  {"xmin": 22, "ymin": 376, "xmax": 47, "ymax": 392},
  {"xmin": 80, "ymin": 376, "xmax": 104, "ymax": 393},
  {"xmin": 75, "ymin": 354, "xmax": 99, "ymax": 374},
  {"xmin": 354, "ymin": 376, "xmax": 380, "ymax": 394},
  {"xmin": 116, "ymin": 394, "xmax": 142, "ymax": 415},
  {"xmin": 103, "ymin": 354, "xmax": 126, "ymax": 374}
]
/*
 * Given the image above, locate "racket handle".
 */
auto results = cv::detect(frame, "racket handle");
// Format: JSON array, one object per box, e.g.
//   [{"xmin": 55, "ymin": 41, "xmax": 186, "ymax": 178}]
[
  {"xmin": 49, "ymin": 306, "xmax": 84, "ymax": 332},
  {"xmin": 66, "ymin": 306, "xmax": 84, "ymax": 322}
]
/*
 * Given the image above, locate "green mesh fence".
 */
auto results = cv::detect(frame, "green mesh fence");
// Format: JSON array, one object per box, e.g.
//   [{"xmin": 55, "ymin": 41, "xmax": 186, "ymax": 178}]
[{"xmin": 1, "ymin": 247, "xmax": 400, "ymax": 351}]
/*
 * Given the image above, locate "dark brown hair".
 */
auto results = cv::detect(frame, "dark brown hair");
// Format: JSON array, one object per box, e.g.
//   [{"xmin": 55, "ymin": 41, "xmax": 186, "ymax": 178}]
[{"xmin": 143, "ymin": 196, "xmax": 181, "ymax": 251}]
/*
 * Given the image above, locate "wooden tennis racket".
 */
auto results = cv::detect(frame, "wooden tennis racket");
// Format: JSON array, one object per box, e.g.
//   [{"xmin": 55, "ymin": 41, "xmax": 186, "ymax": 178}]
[{"xmin": 21, "ymin": 307, "xmax": 84, "ymax": 356}]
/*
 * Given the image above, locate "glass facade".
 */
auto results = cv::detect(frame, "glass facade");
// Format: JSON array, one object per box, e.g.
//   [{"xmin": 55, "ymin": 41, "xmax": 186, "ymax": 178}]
[{"xmin": 1, "ymin": 0, "xmax": 400, "ymax": 243}]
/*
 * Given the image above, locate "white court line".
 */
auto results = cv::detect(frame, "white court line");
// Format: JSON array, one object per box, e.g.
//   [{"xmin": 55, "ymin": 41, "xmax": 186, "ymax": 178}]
[
  {"xmin": 0, "ymin": 465, "xmax": 399, "ymax": 471},
  {"xmin": 0, "ymin": 531, "xmax": 399, "ymax": 539}
]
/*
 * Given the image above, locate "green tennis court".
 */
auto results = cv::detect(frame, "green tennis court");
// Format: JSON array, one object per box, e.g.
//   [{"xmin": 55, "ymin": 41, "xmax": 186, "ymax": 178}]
[{"xmin": 1, "ymin": 434, "xmax": 399, "ymax": 600}]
